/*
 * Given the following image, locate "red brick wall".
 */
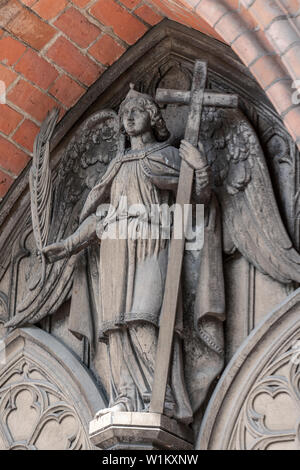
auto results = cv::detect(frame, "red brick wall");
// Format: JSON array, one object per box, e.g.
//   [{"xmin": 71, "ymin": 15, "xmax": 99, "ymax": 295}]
[
  {"xmin": 0, "ymin": 0, "xmax": 300, "ymax": 200},
  {"xmin": 0, "ymin": 0, "xmax": 163, "ymax": 198}
]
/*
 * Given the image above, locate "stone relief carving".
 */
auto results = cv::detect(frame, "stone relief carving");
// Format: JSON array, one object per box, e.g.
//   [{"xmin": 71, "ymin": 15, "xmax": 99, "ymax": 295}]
[
  {"xmin": 230, "ymin": 339, "xmax": 300, "ymax": 450},
  {"xmin": 0, "ymin": 292, "xmax": 8, "ymax": 325},
  {"xmin": 3, "ymin": 55, "xmax": 300, "ymax": 440},
  {"xmin": 197, "ymin": 288, "xmax": 300, "ymax": 450},
  {"xmin": 262, "ymin": 126, "xmax": 300, "ymax": 250}
]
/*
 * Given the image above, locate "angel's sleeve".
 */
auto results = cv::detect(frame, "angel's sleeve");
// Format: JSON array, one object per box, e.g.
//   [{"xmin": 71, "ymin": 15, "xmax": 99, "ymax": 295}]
[{"xmin": 193, "ymin": 165, "xmax": 212, "ymax": 204}]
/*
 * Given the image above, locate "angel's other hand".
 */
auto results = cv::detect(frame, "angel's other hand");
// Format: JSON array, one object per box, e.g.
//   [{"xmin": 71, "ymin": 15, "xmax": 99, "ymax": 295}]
[
  {"xmin": 42, "ymin": 242, "xmax": 68, "ymax": 263},
  {"xmin": 179, "ymin": 140, "xmax": 207, "ymax": 170}
]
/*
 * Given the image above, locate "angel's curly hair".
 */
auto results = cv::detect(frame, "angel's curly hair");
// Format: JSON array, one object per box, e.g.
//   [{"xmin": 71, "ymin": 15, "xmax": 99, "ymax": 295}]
[{"xmin": 119, "ymin": 96, "xmax": 170, "ymax": 142}]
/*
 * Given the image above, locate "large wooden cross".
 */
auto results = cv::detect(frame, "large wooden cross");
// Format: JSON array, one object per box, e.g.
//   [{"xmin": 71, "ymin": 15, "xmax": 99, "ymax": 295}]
[{"xmin": 149, "ymin": 60, "xmax": 238, "ymax": 414}]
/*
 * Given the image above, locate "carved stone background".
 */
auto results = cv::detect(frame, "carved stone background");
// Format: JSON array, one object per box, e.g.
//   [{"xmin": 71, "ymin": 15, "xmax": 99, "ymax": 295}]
[{"xmin": 1, "ymin": 23, "xmax": 297, "ymax": 354}]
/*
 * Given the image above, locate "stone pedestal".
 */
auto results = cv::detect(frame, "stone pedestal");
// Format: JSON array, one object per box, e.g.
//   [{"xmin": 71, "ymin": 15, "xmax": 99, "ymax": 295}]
[{"xmin": 89, "ymin": 412, "xmax": 194, "ymax": 450}]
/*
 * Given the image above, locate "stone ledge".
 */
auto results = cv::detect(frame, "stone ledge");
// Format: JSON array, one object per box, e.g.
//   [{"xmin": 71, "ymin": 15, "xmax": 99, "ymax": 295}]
[{"xmin": 89, "ymin": 412, "xmax": 194, "ymax": 450}]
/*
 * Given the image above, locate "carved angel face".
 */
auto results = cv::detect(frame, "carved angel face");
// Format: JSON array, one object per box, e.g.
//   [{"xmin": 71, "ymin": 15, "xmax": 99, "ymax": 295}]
[{"xmin": 121, "ymin": 99, "xmax": 152, "ymax": 137}]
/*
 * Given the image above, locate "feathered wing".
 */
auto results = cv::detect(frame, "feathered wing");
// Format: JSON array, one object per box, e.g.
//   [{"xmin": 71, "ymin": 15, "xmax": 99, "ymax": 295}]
[
  {"xmin": 200, "ymin": 107, "xmax": 300, "ymax": 284},
  {"xmin": 6, "ymin": 109, "xmax": 122, "ymax": 329}
]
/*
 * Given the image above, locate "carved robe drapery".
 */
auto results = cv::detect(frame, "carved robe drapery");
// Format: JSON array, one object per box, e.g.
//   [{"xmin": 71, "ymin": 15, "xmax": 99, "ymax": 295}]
[{"xmin": 68, "ymin": 142, "xmax": 225, "ymax": 421}]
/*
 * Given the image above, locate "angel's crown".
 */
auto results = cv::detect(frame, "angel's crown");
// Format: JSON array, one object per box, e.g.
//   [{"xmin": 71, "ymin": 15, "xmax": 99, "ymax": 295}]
[{"xmin": 123, "ymin": 83, "xmax": 154, "ymax": 103}]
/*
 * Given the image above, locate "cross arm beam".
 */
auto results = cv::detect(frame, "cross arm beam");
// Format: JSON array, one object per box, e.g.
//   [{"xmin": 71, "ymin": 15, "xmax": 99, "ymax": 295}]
[{"xmin": 156, "ymin": 88, "xmax": 238, "ymax": 108}]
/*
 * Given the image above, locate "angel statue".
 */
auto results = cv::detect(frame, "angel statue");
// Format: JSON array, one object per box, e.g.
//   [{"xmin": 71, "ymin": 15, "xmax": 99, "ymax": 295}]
[
  {"xmin": 42, "ymin": 85, "xmax": 217, "ymax": 424},
  {"xmin": 5, "ymin": 75, "xmax": 300, "ymax": 429}
]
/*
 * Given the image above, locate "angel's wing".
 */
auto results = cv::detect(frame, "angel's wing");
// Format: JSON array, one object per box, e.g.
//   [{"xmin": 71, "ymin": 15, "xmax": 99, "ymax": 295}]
[
  {"xmin": 200, "ymin": 107, "xmax": 300, "ymax": 284},
  {"xmin": 6, "ymin": 109, "xmax": 123, "ymax": 329}
]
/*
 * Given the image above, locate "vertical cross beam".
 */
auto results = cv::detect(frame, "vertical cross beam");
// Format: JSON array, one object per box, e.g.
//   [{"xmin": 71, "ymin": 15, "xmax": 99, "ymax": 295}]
[{"xmin": 150, "ymin": 61, "xmax": 208, "ymax": 415}]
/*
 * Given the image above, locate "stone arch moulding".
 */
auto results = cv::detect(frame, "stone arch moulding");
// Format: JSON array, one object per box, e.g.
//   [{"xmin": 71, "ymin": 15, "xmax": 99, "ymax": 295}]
[
  {"xmin": 197, "ymin": 287, "xmax": 300, "ymax": 450},
  {"xmin": 1, "ymin": 19, "xmax": 297, "ymax": 279},
  {"xmin": 0, "ymin": 327, "xmax": 106, "ymax": 450}
]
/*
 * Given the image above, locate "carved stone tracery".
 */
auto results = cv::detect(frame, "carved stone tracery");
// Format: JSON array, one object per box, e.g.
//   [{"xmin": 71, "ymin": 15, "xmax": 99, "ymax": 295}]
[
  {"xmin": 198, "ymin": 289, "xmax": 300, "ymax": 450},
  {"xmin": 0, "ymin": 22, "xmax": 299, "ymax": 450}
]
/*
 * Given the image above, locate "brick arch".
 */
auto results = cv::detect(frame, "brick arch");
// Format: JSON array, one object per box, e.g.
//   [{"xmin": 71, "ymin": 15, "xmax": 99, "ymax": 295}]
[
  {"xmin": 0, "ymin": 0, "xmax": 300, "ymax": 201},
  {"xmin": 152, "ymin": 0, "xmax": 300, "ymax": 145}
]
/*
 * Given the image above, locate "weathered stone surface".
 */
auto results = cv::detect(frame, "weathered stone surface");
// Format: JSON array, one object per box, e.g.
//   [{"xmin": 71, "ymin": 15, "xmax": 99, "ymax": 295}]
[
  {"xmin": 90, "ymin": 412, "xmax": 194, "ymax": 450},
  {"xmin": 0, "ymin": 327, "xmax": 106, "ymax": 450},
  {"xmin": 0, "ymin": 22, "xmax": 300, "ymax": 450},
  {"xmin": 198, "ymin": 288, "xmax": 300, "ymax": 450}
]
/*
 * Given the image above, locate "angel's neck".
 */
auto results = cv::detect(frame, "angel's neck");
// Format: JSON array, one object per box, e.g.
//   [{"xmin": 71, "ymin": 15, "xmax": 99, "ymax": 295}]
[{"xmin": 130, "ymin": 131, "xmax": 156, "ymax": 150}]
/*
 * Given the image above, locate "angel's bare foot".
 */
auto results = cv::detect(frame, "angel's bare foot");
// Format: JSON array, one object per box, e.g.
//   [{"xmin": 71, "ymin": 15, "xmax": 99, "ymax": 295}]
[
  {"xmin": 95, "ymin": 403, "xmax": 127, "ymax": 419},
  {"xmin": 43, "ymin": 242, "xmax": 69, "ymax": 263}
]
